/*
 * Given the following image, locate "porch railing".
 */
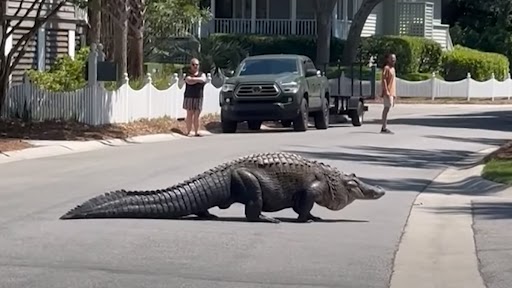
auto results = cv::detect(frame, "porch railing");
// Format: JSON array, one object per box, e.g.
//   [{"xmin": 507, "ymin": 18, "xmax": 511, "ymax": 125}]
[{"xmin": 211, "ymin": 18, "xmax": 317, "ymax": 36}]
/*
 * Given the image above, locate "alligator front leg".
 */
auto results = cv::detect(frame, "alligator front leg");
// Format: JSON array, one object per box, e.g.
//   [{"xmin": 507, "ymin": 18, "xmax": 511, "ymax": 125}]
[
  {"xmin": 293, "ymin": 181, "xmax": 325, "ymax": 223},
  {"xmin": 231, "ymin": 168, "xmax": 280, "ymax": 224},
  {"xmin": 195, "ymin": 211, "xmax": 219, "ymax": 220}
]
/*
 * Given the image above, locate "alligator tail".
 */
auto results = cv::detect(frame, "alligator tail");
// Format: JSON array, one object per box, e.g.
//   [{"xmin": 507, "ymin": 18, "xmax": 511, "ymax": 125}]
[{"xmin": 59, "ymin": 172, "xmax": 231, "ymax": 220}]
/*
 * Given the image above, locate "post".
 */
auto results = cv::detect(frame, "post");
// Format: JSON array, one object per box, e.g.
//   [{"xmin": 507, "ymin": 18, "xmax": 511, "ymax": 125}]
[
  {"xmin": 466, "ymin": 72, "xmax": 471, "ymax": 101},
  {"xmin": 370, "ymin": 64, "xmax": 376, "ymax": 99},
  {"xmin": 251, "ymin": 0, "xmax": 256, "ymax": 33},
  {"xmin": 342, "ymin": 0, "xmax": 348, "ymax": 38},
  {"xmin": 431, "ymin": 72, "xmax": 436, "ymax": 100},
  {"xmin": 491, "ymin": 73, "xmax": 495, "ymax": 101},
  {"xmin": 291, "ymin": 0, "xmax": 297, "ymax": 34},
  {"xmin": 36, "ymin": 26, "xmax": 46, "ymax": 71},
  {"xmin": 145, "ymin": 73, "xmax": 152, "ymax": 118},
  {"xmin": 88, "ymin": 43, "xmax": 98, "ymax": 87},
  {"xmin": 67, "ymin": 30, "xmax": 76, "ymax": 59},
  {"xmin": 87, "ymin": 43, "xmax": 99, "ymax": 125}
]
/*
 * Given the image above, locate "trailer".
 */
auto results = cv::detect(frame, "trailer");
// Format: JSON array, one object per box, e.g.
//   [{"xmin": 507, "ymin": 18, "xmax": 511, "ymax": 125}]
[{"xmin": 327, "ymin": 59, "xmax": 378, "ymax": 127}]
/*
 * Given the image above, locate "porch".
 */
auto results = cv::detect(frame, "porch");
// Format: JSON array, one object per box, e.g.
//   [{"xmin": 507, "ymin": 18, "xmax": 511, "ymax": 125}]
[{"xmin": 206, "ymin": 0, "xmax": 377, "ymax": 39}]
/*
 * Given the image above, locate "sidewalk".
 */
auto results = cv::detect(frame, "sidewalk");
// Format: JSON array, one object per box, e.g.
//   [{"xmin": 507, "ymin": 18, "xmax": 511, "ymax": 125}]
[
  {"xmin": 389, "ymin": 147, "xmax": 512, "ymax": 288},
  {"xmin": 0, "ymin": 130, "xmax": 212, "ymax": 164}
]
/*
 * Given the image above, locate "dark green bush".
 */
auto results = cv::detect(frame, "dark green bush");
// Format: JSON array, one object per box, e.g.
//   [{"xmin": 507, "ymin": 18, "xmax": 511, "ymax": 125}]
[
  {"xmin": 401, "ymin": 72, "xmax": 444, "ymax": 81},
  {"xmin": 208, "ymin": 34, "xmax": 345, "ymax": 63},
  {"xmin": 359, "ymin": 35, "xmax": 442, "ymax": 76},
  {"xmin": 441, "ymin": 45, "xmax": 509, "ymax": 81}
]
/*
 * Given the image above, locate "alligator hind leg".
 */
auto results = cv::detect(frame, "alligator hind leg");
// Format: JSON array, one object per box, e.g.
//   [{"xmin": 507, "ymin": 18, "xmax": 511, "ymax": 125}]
[
  {"xmin": 195, "ymin": 210, "xmax": 219, "ymax": 220},
  {"xmin": 231, "ymin": 168, "xmax": 280, "ymax": 224}
]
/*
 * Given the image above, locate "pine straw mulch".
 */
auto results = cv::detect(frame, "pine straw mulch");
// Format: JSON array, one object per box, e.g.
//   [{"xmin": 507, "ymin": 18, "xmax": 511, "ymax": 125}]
[
  {"xmin": 483, "ymin": 140, "xmax": 512, "ymax": 163},
  {"xmin": 0, "ymin": 114, "xmax": 221, "ymax": 153},
  {"xmin": 366, "ymin": 97, "xmax": 512, "ymax": 105}
]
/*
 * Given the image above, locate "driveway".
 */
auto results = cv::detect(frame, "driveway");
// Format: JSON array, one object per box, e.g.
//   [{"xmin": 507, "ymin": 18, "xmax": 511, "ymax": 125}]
[{"xmin": 0, "ymin": 103, "xmax": 510, "ymax": 288}]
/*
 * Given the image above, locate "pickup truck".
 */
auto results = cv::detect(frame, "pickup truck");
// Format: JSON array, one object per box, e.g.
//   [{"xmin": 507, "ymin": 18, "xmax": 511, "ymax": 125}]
[{"xmin": 218, "ymin": 54, "xmax": 331, "ymax": 133}]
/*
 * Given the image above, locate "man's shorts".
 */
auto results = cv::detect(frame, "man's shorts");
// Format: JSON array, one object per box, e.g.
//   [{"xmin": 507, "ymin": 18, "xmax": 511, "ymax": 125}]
[{"xmin": 383, "ymin": 96, "xmax": 394, "ymax": 108}]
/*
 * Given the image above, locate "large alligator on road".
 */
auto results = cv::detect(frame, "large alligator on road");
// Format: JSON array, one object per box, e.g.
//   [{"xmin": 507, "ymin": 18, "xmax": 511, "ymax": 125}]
[{"xmin": 59, "ymin": 152, "xmax": 386, "ymax": 223}]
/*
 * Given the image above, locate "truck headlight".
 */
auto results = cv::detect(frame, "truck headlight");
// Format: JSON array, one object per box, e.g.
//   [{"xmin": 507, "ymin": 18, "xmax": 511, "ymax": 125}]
[
  {"xmin": 280, "ymin": 82, "xmax": 299, "ymax": 94},
  {"xmin": 221, "ymin": 83, "xmax": 235, "ymax": 92}
]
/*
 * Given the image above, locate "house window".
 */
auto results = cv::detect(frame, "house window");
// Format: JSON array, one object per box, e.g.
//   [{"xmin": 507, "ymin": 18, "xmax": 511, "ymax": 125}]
[
  {"xmin": 256, "ymin": 0, "xmax": 266, "ymax": 18},
  {"xmin": 296, "ymin": 0, "xmax": 315, "ymax": 19},
  {"xmin": 269, "ymin": 0, "xmax": 290, "ymax": 19},
  {"xmin": 233, "ymin": 0, "xmax": 251, "ymax": 18}
]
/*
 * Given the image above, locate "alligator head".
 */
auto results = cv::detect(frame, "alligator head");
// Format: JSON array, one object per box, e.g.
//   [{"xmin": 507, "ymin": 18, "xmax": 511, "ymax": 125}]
[{"xmin": 344, "ymin": 173, "xmax": 386, "ymax": 200}]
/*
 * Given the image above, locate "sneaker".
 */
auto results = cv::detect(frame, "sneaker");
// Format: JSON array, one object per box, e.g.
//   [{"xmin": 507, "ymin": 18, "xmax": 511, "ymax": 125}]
[{"xmin": 381, "ymin": 128, "xmax": 394, "ymax": 134}]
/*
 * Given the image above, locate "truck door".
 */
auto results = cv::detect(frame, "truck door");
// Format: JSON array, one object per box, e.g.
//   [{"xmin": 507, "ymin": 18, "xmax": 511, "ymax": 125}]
[{"xmin": 304, "ymin": 59, "xmax": 321, "ymax": 108}]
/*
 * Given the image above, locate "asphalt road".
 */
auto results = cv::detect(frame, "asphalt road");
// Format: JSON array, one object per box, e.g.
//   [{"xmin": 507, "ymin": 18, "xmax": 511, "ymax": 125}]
[{"xmin": 0, "ymin": 104, "xmax": 511, "ymax": 288}]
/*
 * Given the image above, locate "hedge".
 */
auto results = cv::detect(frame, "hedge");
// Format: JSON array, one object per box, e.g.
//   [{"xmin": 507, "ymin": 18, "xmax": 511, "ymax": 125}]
[
  {"xmin": 441, "ymin": 45, "xmax": 509, "ymax": 81},
  {"xmin": 359, "ymin": 35, "xmax": 442, "ymax": 76},
  {"xmin": 209, "ymin": 34, "xmax": 442, "ymax": 76},
  {"xmin": 208, "ymin": 34, "xmax": 345, "ymax": 63}
]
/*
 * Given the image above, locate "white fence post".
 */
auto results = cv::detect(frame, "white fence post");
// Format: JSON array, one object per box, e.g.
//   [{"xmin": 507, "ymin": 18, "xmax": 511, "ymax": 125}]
[
  {"xmin": 145, "ymin": 73, "xmax": 152, "ymax": 118},
  {"xmin": 509, "ymin": 73, "xmax": 512, "ymax": 100},
  {"xmin": 491, "ymin": 73, "xmax": 495, "ymax": 101},
  {"xmin": 431, "ymin": 72, "xmax": 436, "ymax": 100},
  {"xmin": 466, "ymin": 72, "xmax": 471, "ymax": 101}
]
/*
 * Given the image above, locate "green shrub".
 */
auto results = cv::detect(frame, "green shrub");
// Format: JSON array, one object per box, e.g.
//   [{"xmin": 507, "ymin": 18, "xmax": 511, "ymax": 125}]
[
  {"xmin": 27, "ymin": 47, "xmax": 90, "ymax": 91},
  {"xmin": 208, "ymin": 34, "xmax": 345, "ymax": 63},
  {"xmin": 401, "ymin": 72, "xmax": 444, "ymax": 81},
  {"xmin": 359, "ymin": 35, "xmax": 442, "ymax": 76},
  {"xmin": 441, "ymin": 45, "xmax": 510, "ymax": 81}
]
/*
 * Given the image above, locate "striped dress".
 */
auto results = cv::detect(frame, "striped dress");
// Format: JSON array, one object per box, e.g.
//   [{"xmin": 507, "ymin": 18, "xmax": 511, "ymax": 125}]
[{"xmin": 183, "ymin": 71, "xmax": 205, "ymax": 111}]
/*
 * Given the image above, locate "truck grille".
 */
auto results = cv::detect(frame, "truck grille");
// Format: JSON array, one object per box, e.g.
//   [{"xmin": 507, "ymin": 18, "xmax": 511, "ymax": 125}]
[{"xmin": 235, "ymin": 83, "xmax": 279, "ymax": 97}]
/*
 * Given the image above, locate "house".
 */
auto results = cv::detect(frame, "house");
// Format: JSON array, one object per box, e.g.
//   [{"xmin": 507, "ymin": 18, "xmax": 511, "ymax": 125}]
[
  {"xmin": 197, "ymin": 0, "xmax": 453, "ymax": 50},
  {"xmin": 2, "ymin": 0, "xmax": 88, "ymax": 85}
]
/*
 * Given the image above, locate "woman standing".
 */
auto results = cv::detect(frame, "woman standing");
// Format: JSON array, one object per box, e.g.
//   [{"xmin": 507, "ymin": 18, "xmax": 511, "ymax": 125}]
[{"xmin": 183, "ymin": 58, "xmax": 207, "ymax": 137}]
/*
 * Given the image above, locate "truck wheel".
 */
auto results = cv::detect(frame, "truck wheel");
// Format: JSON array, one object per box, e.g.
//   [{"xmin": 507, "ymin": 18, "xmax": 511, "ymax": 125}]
[
  {"xmin": 293, "ymin": 98, "xmax": 308, "ymax": 132},
  {"xmin": 281, "ymin": 120, "xmax": 292, "ymax": 128},
  {"xmin": 349, "ymin": 101, "xmax": 364, "ymax": 127},
  {"xmin": 314, "ymin": 98, "xmax": 329, "ymax": 129},
  {"xmin": 247, "ymin": 121, "xmax": 262, "ymax": 130},
  {"xmin": 221, "ymin": 114, "xmax": 238, "ymax": 133}
]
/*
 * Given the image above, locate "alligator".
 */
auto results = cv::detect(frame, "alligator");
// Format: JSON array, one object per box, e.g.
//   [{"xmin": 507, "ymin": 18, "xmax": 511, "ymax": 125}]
[{"xmin": 59, "ymin": 152, "xmax": 386, "ymax": 223}]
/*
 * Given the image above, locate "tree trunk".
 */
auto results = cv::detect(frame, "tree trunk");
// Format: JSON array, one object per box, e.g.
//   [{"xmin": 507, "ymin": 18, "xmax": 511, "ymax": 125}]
[
  {"xmin": 114, "ymin": 1, "xmax": 128, "ymax": 85},
  {"xmin": 341, "ymin": 0, "xmax": 383, "ymax": 66},
  {"xmin": 87, "ymin": 0, "xmax": 101, "ymax": 45},
  {"xmin": 314, "ymin": 0, "xmax": 337, "ymax": 68},
  {"xmin": 127, "ymin": 0, "xmax": 144, "ymax": 79},
  {"xmin": 0, "ymin": 68, "xmax": 10, "ymax": 113}
]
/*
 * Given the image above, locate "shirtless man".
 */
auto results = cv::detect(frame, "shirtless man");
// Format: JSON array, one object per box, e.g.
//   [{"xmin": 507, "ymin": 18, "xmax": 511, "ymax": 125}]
[{"xmin": 380, "ymin": 53, "xmax": 396, "ymax": 134}]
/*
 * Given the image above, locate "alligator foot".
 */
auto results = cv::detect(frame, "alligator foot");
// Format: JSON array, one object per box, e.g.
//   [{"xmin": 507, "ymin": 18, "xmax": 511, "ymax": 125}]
[
  {"xmin": 308, "ymin": 214, "xmax": 322, "ymax": 221},
  {"xmin": 295, "ymin": 213, "xmax": 321, "ymax": 223},
  {"xmin": 195, "ymin": 211, "xmax": 219, "ymax": 220}
]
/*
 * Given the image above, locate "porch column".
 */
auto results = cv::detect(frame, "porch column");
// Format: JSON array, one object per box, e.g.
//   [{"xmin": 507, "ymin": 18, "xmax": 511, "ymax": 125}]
[
  {"xmin": 36, "ymin": 26, "xmax": 46, "ymax": 71},
  {"xmin": 251, "ymin": 0, "xmax": 256, "ymax": 33},
  {"xmin": 331, "ymin": 2, "xmax": 338, "ymax": 38},
  {"xmin": 209, "ymin": 0, "xmax": 216, "ymax": 34},
  {"xmin": 291, "ymin": 0, "xmax": 296, "ymax": 34},
  {"xmin": 4, "ymin": 26, "xmax": 12, "ymax": 85},
  {"xmin": 342, "ymin": 0, "xmax": 348, "ymax": 38},
  {"xmin": 68, "ymin": 30, "xmax": 75, "ymax": 59}
]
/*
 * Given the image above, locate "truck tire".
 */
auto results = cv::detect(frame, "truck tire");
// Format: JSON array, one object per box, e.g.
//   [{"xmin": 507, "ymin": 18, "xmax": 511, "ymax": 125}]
[
  {"xmin": 349, "ymin": 101, "xmax": 364, "ymax": 127},
  {"xmin": 293, "ymin": 98, "xmax": 308, "ymax": 132},
  {"xmin": 314, "ymin": 97, "xmax": 329, "ymax": 129},
  {"xmin": 281, "ymin": 120, "xmax": 292, "ymax": 128},
  {"xmin": 221, "ymin": 113, "xmax": 238, "ymax": 133},
  {"xmin": 247, "ymin": 121, "xmax": 262, "ymax": 130}
]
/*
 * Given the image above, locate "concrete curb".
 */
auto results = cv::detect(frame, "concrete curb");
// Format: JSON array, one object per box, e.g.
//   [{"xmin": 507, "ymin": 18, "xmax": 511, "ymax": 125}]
[
  {"xmin": 389, "ymin": 146, "xmax": 504, "ymax": 288},
  {"xmin": 0, "ymin": 130, "xmax": 212, "ymax": 165}
]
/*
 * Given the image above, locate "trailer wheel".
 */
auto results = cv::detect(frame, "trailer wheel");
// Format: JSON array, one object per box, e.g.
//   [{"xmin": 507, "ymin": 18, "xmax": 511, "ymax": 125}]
[{"xmin": 349, "ymin": 101, "xmax": 364, "ymax": 127}]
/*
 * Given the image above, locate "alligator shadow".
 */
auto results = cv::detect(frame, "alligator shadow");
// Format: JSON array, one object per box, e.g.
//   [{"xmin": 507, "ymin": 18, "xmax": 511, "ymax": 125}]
[{"xmin": 178, "ymin": 216, "xmax": 369, "ymax": 223}]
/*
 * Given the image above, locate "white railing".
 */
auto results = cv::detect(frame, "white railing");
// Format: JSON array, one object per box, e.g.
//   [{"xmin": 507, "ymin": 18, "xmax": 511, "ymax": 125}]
[
  {"xmin": 1, "ymin": 73, "xmax": 223, "ymax": 125},
  {"xmin": 211, "ymin": 18, "xmax": 317, "ymax": 36},
  {"xmin": 329, "ymin": 72, "xmax": 512, "ymax": 100}
]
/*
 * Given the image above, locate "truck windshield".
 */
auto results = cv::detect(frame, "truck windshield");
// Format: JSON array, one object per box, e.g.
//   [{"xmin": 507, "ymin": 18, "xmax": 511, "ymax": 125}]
[{"xmin": 237, "ymin": 58, "xmax": 298, "ymax": 76}]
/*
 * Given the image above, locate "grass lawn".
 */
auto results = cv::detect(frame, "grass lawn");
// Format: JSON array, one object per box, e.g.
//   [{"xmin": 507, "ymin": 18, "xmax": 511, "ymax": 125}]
[{"xmin": 482, "ymin": 141, "xmax": 512, "ymax": 184}]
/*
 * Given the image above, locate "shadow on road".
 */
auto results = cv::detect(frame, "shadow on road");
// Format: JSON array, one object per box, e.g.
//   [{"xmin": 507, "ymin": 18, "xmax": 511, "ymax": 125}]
[
  {"xmin": 284, "ymin": 145, "xmax": 473, "ymax": 169},
  {"xmin": 427, "ymin": 201, "xmax": 512, "ymax": 220},
  {"xmin": 365, "ymin": 110, "xmax": 512, "ymax": 132},
  {"xmin": 424, "ymin": 135, "xmax": 510, "ymax": 147},
  {"xmin": 178, "ymin": 216, "xmax": 369, "ymax": 223}
]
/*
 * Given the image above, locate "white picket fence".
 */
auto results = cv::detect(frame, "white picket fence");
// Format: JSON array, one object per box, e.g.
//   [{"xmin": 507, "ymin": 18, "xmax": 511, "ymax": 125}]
[
  {"xmin": 330, "ymin": 72, "xmax": 512, "ymax": 100},
  {"xmin": 2, "ymin": 71, "xmax": 512, "ymax": 126}
]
